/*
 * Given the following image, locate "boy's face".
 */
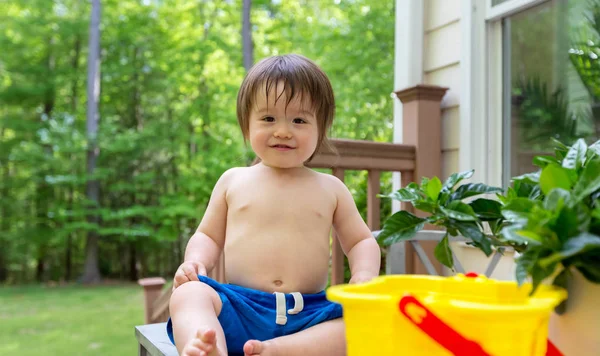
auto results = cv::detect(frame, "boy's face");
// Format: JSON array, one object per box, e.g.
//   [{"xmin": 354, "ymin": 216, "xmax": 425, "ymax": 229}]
[{"xmin": 248, "ymin": 82, "xmax": 319, "ymax": 169}]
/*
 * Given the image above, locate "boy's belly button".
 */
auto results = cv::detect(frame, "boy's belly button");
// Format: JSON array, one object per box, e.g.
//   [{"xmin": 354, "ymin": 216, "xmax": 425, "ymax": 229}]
[{"xmin": 273, "ymin": 279, "xmax": 283, "ymax": 287}]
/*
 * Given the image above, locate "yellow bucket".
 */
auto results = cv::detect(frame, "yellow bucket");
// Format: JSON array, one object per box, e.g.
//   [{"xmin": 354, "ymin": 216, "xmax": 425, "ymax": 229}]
[{"xmin": 326, "ymin": 274, "xmax": 567, "ymax": 356}]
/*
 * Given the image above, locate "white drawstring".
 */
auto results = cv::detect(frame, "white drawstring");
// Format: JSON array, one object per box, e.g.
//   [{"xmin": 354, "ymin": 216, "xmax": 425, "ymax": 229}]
[{"xmin": 273, "ymin": 292, "xmax": 304, "ymax": 325}]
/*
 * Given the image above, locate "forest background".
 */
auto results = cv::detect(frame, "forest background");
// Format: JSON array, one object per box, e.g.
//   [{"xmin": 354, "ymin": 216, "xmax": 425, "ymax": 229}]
[{"xmin": 0, "ymin": 0, "xmax": 395, "ymax": 285}]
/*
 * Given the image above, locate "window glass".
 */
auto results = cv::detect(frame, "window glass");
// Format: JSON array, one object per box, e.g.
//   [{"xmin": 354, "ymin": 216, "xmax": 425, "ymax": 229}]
[{"xmin": 503, "ymin": 0, "xmax": 600, "ymax": 178}]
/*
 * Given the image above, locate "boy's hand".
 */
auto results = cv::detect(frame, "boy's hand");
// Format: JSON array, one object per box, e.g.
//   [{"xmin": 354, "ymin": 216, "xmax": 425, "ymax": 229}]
[
  {"xmin": 173, "ymin": 261, "xmax": 207, "ymax": 290},
  {"xmin": 349, "ymin": 271, "xmax": 376, "ymax": 284}
]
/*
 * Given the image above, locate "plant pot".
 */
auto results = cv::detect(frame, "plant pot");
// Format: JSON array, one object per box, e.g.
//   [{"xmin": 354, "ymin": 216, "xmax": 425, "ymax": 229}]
[
  {"xmin": 443, "ymin": 242, "xmax": 517, "ymax": 281},
  {"xmin": 548, "ymin": 269, "xmax": 600, "ymax": 356}
]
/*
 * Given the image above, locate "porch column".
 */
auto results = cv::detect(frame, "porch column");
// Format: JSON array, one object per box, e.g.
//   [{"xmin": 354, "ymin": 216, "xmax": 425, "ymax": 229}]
[{"xmin": 395, "ymin": 84, "xmax": 447, "ymax": 275}]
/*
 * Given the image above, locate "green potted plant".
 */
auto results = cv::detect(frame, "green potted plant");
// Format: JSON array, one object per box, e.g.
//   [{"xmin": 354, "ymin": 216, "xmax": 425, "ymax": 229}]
[
  {"xmin": 376, "ymin": 170, "xmax": 512, "ymax": 272},
  {"xmin": 497, "ymin": 139, "xmax": 600, "ymax": 292},
  {"xmin": 497, "ymin": 138, "xmax": 600, "ymax": 355}
]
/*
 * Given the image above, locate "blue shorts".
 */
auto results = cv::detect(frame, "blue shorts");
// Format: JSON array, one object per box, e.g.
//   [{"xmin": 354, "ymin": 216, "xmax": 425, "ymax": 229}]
[{"xmin": 166, "ymin": 275, "xmax": 343, "ymax": 355}]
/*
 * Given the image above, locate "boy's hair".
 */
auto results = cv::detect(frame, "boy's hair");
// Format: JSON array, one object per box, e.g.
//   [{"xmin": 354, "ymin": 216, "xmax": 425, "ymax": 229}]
[{"xmin": 236, "ymin": 54, "xmax": 335, "ymax": 161}]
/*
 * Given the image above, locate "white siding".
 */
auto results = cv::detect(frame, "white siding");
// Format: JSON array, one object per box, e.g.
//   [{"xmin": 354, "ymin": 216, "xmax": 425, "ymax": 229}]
[
  {"xmin": 423, "ymin": 0, "xmax": 463, "ymax": 178},
  {"xmin": 424, "ymin": 64, "xmax": 461, "ymax": 109},
  {"xmin": 442, "ymin": 149, "xmax": 460, "ymax": 181},
  {"xmin": 424, "ymin": 0, "xmax": 461, "ymax": 31},
  {"xmin": 441, "ymin": 107, "xmax": 460, "ymax": 151}
]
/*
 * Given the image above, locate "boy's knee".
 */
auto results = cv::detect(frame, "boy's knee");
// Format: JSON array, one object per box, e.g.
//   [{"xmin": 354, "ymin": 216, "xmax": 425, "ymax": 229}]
[{"xmin": 170, "ymin": 281, "xmax": 222, "ymax": 314}]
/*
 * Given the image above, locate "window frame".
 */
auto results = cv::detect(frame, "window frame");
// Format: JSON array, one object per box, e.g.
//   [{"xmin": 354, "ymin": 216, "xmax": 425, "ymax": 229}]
[{"xmin": 462, "ymin": 0, "xmax": 551, "ymax": 187}]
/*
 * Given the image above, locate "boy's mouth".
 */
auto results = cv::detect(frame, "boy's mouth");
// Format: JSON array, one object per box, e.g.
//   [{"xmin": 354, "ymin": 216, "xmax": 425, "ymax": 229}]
[{"xmin": 271, "ymin": 144, "xmax": 295, "ymax": 151}]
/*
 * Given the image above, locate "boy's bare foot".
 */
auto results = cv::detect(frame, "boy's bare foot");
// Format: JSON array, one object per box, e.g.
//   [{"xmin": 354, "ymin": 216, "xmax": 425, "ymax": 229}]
[
  {"xmin": 243, "ymin": 339, "xmax": 277, "ymax": 356},
  {"xmin": 181, "ymin": 327, "xmax": 222, "ymax": 356}
]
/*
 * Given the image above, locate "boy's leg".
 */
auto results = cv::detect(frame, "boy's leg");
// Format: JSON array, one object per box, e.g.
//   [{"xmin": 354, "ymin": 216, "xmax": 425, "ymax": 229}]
[
  {"xmin": 243, "ymin": 318, "xmax": 345, "ymax": 356},
  {"xmin": 169, "ymin": 281, "xmax": 228, "ymax": 356}
]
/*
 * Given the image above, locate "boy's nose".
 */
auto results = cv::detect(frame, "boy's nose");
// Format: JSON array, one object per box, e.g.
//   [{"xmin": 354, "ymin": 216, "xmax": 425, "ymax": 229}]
[{"xmin": 273, "ymin": 127, "xmax": 292, "ymax": 139}]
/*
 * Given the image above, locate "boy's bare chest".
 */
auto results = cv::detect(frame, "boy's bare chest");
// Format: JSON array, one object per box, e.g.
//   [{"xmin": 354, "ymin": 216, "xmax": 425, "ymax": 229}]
[{"xmin": 226, "ymin": 179, "xmax": 336, "ymax": 220}]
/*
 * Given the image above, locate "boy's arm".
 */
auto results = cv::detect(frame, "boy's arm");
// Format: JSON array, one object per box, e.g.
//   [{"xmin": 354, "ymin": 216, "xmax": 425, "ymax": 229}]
[
  {"xmin": 331, "ymin": 176, "xmax": 381, "ymax": 284},
  {"xmin": 184, "ymin": 168, "xmax": 235, "ymax": 272}
]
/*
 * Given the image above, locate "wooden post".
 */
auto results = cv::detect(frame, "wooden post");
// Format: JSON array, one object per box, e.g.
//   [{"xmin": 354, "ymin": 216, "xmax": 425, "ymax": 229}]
[
  {"xmin": 400, "ymin": 169, "xmax": 416, "ymax": 274},
  {"xmin": 395, "ymin": 84, "xmax": 447, "ymax": 275},
  {"xmin": 331, "ymin": 168, "xmax": 346, "ymax": 285},
  {"xmin": 367, "ymin": 170, "xmax": 381, "ymax": 230},
  {"xmin": 138, "ymin": 277, "xmax": 166, "ymax": 324}
]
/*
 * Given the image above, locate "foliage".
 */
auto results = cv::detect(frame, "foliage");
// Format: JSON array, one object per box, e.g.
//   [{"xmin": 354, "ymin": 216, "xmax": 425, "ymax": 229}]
[
  {"xmin": 377, "ymin": 171, "xmax": 505, "ymax": 269},
  {"xmin": 0, "ymin": 283, "xmax": 143, "ymax": 355},
  {"xmin": 378, "ymin": 138, "xmax": 600, "ymax": 296},
  {"xmin": 0, "ymin": 0, "xmax": 395, "ymax": 283},
  {"xmin": 499, "ymin": 138, "xmax": 600, "ymax": 294},
  {"xmin": 513, "ymin": 78, "xmax": 582, "ymax": 145}
]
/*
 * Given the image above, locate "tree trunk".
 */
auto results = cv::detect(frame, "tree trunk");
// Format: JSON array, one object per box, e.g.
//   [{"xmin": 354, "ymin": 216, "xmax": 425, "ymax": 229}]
[
  {"xmin": 65, "ymin": 186, "xmax": 73, "ymax": 281},
  {"xmin": 242, "ymin": 0, "xmax": 253, "ymax": 71},
  {"xmin": 129, "ymin": 241, "xmax": 138, "ymax": 281},
  {"xmin": 67, "ymin": 16, "xmax": 81, "ymax": 281},
  {"xmin": 36, "ymin": 257, "xmax": 46, "ymax": 282},
  {"xmin": 0, "ymin": 131, "xmax": 9, "ymax": 282},
  {"xmin": 71, "ymin": 34, "xmax": 81, "ymax": 113},
  {"xmin": 81, "ymin": 0, "xmax": 102, "ymax": 284}
]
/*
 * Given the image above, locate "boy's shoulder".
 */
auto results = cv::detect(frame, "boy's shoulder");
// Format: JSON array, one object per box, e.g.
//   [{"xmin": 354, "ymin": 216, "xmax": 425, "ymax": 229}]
[
  {"xmin": 310, "ymin": 169, "xmax": 348, "ymax": 192},
  {"xmin": 218, "ymin": 166, "xmax": 249, "ymax": 182}
]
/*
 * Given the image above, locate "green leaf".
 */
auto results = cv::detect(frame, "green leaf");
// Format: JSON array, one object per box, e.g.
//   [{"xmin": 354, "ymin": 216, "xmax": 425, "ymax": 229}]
[
  {"xmin": 528, "ymin": 185, "xmax": 543, "ymax": 200},
  {"xmin": 572, "ymin": 158, "xmax": 600, "ymax": 203},
  {"xmin": 413, "ymin": 200, "xmax": 438, "ymax": 214},
  {"xmin": 385, "ymin": 187, "xmax": 420, "ymax": 202},
  {"xmin": 515, "ymin": 247, "xmax": 556, "ymax": 294},
  {"xmin": 449, "ymin": 183, "xmax": 503, "ymax": 201},
  {"xmin": 424, "ymin": 176, "xmax": 442, "ymax": 201},
  {"xmin": 515, "ymin": 249, "xmax": 539, "ymax": 286},
  {"xmin": 543, "ymin": 188, "xmax": 571, "ymax": 210},
  {"xmin": 378, "ymin": 211, "xmax": 427, "ymax": 245},
  {"xmin": 539, "ymin": 233, "xmax": 600, "ymax": 267},
  {"xmin": 469, "ymin": 198, "xmax": 503, "ymax": 220},
  {"xmin": 487, "ymin": 219, "xmax": 504, "ymax": 235},
  {"xmin": 533, "ymin": 155, "xmax": 560, "ymax": 168},
  {"xmin": 574, "ymin": 256, "xmax": 600, "ymax": 283},
  {"xmin": 512, "ymin": 171, "xmax": 540, "ymax": 185},
  {"xmin": 434, "ymin": 234, "xmax": 454, "ymax": 269},
  {"xmin": 440, "ymin": 201, "xmax": 477, "ymax": 221},
  {"xmin": 553, "ymin": 206, "xmax": 584, "ymax": 243},
  {"xmin": 441, "ymin": 170, "xmax": 474, "ymax": 192},
  {"xmin": 540, "ymin": 164, "xmax": 573, "ymax": 195},
  {"xmin": 530, "ymin": 262, "xmax": 555, "ymax": 296},
  {"xmin": 552, "ymin": 268, "xmax": 569, "ymax": 290},
  {"xmin": 593, "ymin": 206, "xmax": 600, "ymax": 220},
  {"xmin": 562, "ymin": 138, "xmax": 587, "ymax": 170},
  {"xmin": 454, "ymin": 221, "xmax": 493, "ymax": 256},
  {"xmin": 501, "ymin": 225, "xmax": 543, "ymax": 246},
  {"xmin": 589, "ymin": 140, "xmax": 600, "ymax": 158},
  {"xmin": 501, "ymin": 198, "xmax": 537, "ymax": 223},
  {"xmin": 552, "ymin": 138, "xmax": 570, "ymax": 161}
]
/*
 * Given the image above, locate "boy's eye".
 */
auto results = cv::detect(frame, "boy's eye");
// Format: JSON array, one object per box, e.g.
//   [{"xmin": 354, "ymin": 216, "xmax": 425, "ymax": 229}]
[
  {"xmin": 292, "ymin": 118, "xmax": 306, "ymax": 124},
  {"xmin": 262, "ymin": 116, "xmax": 275, "ymax": 122}
]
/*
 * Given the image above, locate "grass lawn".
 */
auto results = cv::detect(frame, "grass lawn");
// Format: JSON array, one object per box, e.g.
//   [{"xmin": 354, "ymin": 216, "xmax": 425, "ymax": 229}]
[{"xmin": 0, "ymin": 282, "xmax": 147, "ymax": 355}]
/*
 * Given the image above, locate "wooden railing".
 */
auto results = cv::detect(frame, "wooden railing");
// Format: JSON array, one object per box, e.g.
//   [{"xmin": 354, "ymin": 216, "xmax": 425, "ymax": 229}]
[
  {"xmin": 138, "ymin": 84, "xmax": 448, "ymax": 324},
  {"xmin": 305, "ymin": 138, "xmax": 416, "ymax": 285}
]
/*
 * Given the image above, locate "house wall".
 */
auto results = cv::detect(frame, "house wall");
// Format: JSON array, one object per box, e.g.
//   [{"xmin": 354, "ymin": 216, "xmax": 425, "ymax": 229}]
[{"xmin": 423, "ymin": 0, "xmax": 462, "ymax": 180}]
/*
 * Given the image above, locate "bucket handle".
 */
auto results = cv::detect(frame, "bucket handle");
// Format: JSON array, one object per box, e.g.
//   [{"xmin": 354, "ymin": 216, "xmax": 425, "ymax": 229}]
[
  {"xmin": 399, "ymin": 294, "xmax": 564, "ymax": 356},
  {"xmin": 399, "ymin": 294, "xmax": 491, "ymax": 356}
]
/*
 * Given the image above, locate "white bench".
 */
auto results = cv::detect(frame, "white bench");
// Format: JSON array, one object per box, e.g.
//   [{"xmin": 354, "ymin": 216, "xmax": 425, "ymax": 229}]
[{"xmin": 135, "ymin": 323, "xmax": 177, "ymax": 356}]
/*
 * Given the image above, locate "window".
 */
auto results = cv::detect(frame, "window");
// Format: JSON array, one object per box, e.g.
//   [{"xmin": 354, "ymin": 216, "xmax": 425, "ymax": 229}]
[{"xmin": 493, "ymin": 0, "xmax": 600, "ymax": 181}]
